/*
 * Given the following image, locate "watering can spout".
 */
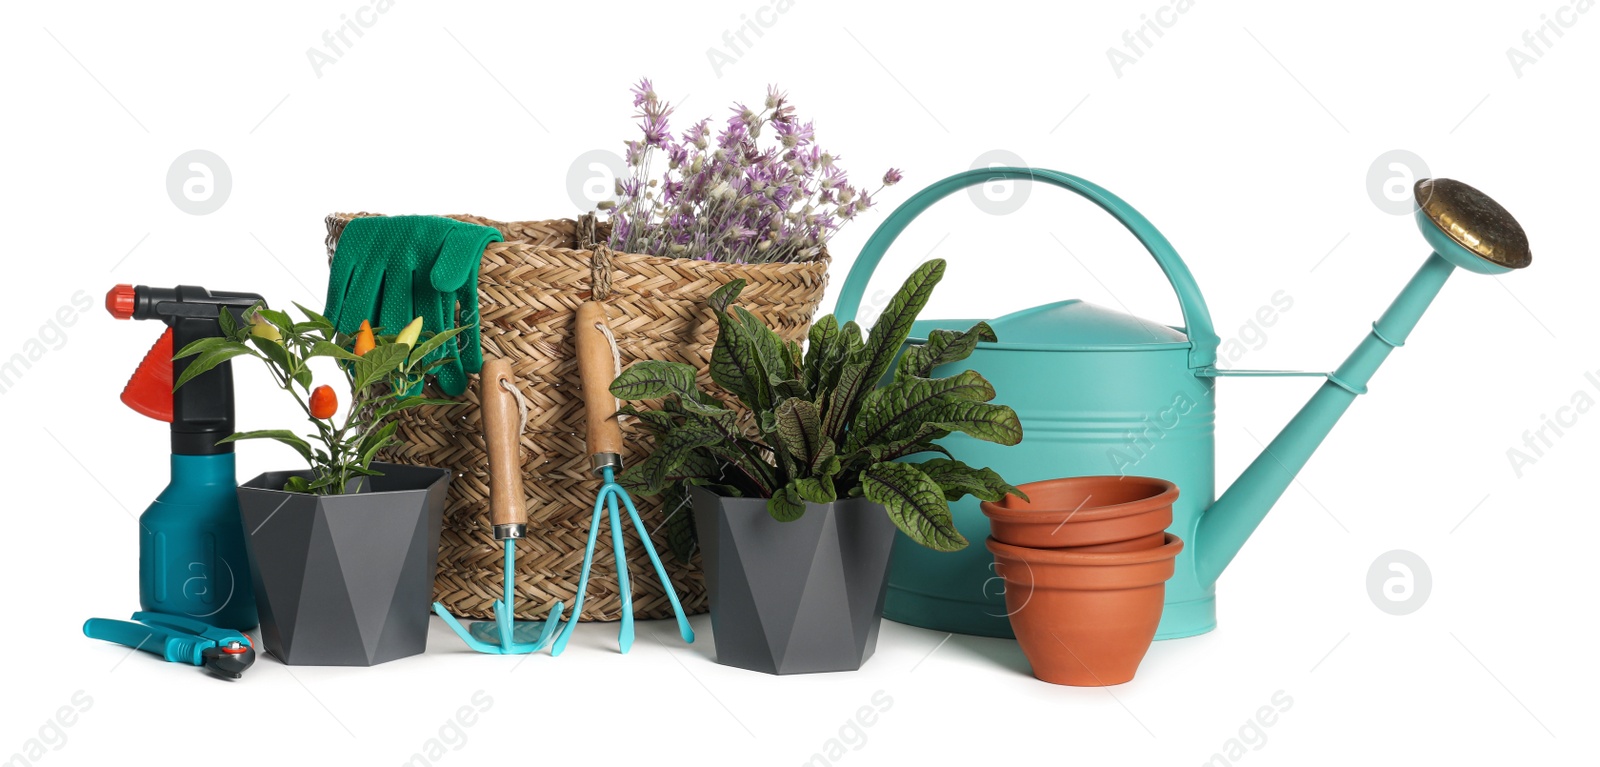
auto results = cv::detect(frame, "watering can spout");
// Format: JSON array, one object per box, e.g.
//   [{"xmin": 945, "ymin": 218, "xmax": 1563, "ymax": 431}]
[{"xmin": 1195, "ymin": 178, "xmax": 1532, "ymax": 586}]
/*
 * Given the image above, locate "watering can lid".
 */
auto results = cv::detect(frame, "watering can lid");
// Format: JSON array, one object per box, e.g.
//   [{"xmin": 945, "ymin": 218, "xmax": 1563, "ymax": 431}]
[{"xmin": 984, "ymin": 299, "xmax": 1189, "ymax": 350}]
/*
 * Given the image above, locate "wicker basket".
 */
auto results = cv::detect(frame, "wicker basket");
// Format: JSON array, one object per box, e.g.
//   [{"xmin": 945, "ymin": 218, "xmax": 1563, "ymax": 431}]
[{"xmin": 325, "ymin": 212, "xmax": 830, "ymax": 621}]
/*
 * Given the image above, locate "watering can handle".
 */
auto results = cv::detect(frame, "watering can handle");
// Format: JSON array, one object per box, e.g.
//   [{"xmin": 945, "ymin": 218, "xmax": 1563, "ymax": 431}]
[{"xmin": 834, "ymin": 167, "xmax": 1220, "ymax": 369}]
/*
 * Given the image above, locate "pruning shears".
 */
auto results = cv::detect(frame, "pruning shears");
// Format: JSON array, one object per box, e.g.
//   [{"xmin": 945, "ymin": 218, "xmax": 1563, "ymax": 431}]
[{"xmin": 83, "ymin": 611, "xmax": 256, "ymax": 679}]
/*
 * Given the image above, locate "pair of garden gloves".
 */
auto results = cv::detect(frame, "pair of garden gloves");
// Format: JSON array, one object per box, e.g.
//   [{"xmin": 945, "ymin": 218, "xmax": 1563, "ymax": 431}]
[{"xmin": 323, "ymin": 215, "xmax": 501, "ymax": 396}]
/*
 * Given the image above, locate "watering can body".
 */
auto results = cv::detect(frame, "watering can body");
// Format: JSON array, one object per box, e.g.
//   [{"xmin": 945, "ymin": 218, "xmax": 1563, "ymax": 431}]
[
  {"xmin": 836, "ymin": 168, "xmax": 1526, "ymax": 640},
  {"xmin": 837, "ymin": 167, "xmax": 1232, "ymax": 639},
  {"xmin": 900, "ymin": 312, "xmax": 1221, "ymax": 638}
]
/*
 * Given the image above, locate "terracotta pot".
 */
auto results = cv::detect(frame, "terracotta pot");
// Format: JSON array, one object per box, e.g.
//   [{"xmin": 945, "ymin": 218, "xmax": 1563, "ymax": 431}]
[
  {"xmin": 981, "ymin": 475, "xmax": 1177, "ymax": 549},
  {"xmin": 1070, "ymin": 531, "xmax": 1166, "ymax": 553},
  {"xmin": 987, "ymin": 533, "xmax": 1184, "ymax": 686}
]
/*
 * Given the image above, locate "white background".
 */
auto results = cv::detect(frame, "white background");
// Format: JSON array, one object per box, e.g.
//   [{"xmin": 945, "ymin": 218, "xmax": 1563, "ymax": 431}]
[{"xmin": 2, "ymin": 0, "xmax": 1594, "ymax": 764}]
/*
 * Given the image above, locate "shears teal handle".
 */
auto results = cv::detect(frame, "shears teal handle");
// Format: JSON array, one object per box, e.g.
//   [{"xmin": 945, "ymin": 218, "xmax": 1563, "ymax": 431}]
[{"xmin": 834, "ymin": 167, "xmax": 1220, "ymax": 369}]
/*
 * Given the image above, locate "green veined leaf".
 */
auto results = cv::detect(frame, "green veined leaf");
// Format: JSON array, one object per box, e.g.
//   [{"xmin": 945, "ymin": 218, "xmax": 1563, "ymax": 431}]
[
  {"xmin": 775, "ymin": 398, "xmax": 828, "ymax": 468},
  {"xmin": 912, "ymin": 458, "xmax": 1027, "ymax": 503},
  {"xmin": 610, "ymin": 360, "xmax": 702, "ymax": 401},
  {"xmin": 896, "ymin": 321, "xmax": 997, "ymax": 380},
  {"xmin": 707, "ymin": 278, "xmax": 747, "ymax": 313},
  {"xmin": 660, "ymin": 482, "xmax": 698, "ymax": 563},
  {"xmin": 820, "ymin": 360, "xmax": 870, "ymax": 443},
  {"xmin": 766, "ymin": 484, "xmax": 806, "ymax": 522},
  {"xmin": 859, "ymin": 259, "xmax": 945, "ymax": 390},
  {"xmin": 845, "ymin": 370, "xmax": 997, "ymax": 452},
  {"xmin": 802, "ymin": 314, "xmax": 841, "ymax": 394},
  {"xmin": 859, "ymin": 426, "xmax": 952, "ymax": 464},
  {"xmin": 617, "ymin": 404, "xmax": 680, "ymax": 435},
  {"xmin": 639, "ymin": 425, "xmax": 723, "ymax": 493},
  {"xmin": 173, "ymin": 345, "xmax": 253, "ymax": 391},
  {"xmin": 792, "ymin": 474, "xmax": 837, "ymax": 504},
  {"xmin": 926, "ymin": 401, "xmax": 1024, "ymax": 446},
  {"xmin": 216, "ymin": 429, "xmax": 314, "ymax": 465},
  {"xmin": 861, "ymin": 461, "xmax": 967, "ymax": 551},
  {"xmin": 710, "ymin": 307, "xmax": 773, "ymax": 412}
]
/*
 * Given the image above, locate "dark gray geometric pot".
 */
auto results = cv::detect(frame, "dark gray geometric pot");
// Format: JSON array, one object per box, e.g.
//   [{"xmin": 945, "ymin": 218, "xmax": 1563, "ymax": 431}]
[
  {"xmin": 237, "ymin": 462, "xmax": 449, "ymax": 667},
  {"xmin": 691, "ymin": 486, "xmax": 897, "ymax": 675}
]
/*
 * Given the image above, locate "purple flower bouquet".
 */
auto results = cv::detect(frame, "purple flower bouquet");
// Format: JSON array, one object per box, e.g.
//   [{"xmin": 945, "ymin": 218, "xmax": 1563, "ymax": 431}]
[{"xmin": 601, "ymin": 79, "xmax": 900, "ymax": 264}]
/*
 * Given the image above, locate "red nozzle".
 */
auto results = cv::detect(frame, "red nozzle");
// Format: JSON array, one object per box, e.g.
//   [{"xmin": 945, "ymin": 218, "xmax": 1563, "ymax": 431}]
[{"xmin": 107, "ymin": 284, "xmax": 136, "ymax": 320}]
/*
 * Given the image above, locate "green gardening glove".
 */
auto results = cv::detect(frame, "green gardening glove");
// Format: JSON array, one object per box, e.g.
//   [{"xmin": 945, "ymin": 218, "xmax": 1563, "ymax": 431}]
[{"xmin": 324, "ymin": 215, "xmax": 501, "ymax": 396}]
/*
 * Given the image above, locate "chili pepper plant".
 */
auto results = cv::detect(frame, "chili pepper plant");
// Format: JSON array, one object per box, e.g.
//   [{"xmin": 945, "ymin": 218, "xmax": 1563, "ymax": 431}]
[{"xmin": 173, "ymin": 302, "xmax": 466, "ymax": 495}]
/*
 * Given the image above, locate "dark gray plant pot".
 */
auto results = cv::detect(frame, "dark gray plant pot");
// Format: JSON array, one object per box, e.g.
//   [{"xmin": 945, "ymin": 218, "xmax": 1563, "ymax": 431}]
[
  {"xmin": 237, "ymin": 462, "xmax": 449, "ymax": 667},
  {"xmin": 691, "ymin": 486, "xmax": 898, "ymax": 675}
]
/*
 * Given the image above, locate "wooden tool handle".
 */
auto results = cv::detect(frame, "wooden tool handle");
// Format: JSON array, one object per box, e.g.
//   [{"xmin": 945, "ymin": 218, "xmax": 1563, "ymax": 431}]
[
  {"xmin": 479, "ymin": 358, "xmax": 526, "ymax": 528},
  {"xmin": 575, "ymin": 301, "xmax": 624, "ymax": 459}
]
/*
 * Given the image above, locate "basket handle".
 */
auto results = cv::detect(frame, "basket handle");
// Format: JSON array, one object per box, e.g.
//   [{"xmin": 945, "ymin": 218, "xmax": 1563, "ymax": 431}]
[{"xmin": 834, "ymin": 167, "xmax": 1220, "ymax": 369}]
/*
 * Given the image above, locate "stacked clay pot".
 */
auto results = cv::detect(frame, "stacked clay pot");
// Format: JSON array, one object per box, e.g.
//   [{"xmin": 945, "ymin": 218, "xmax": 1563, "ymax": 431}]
[{"xmin": 981, "ymin": 476, "xmax": 1184, "ymax": 686}]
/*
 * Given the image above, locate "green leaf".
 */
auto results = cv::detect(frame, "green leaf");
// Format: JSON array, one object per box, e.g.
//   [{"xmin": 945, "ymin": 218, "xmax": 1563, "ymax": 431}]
[
  {"xmin": 172, "ymin": 336, "xmax": 232, "ymax": 360},
  {"xmin": 802, "ymin": 315, "xmax": 840, "ymax": 394},
  {"xmin": 896, "ymin": 322, "xmax": 997, "ymax": 380},
  {"xmin": 352, "ymin": 343, "xmax": 410, "ymax": 391},
  {"xmin": 734, "ymin": 307, "xmax": 790, "ymax": 383},
  {"xmin": 784, "ymin": 340, "xmax": 804, "ymax": 382},
  {"xmin": 926, "ymin": 401, "xmax": 1024, "ymax": 446},
  {"xmin": 660, "ymin": 483, "xmax": 698, "ymax": 563},
  {"xmin": 617, "ymin": 404, "xmax": 680, "ymax": 435},
  {"xmin": 292, "ymin": 302, "xmax": 336, "ymax": 335},
  {"xmin": 283, "ymin": 475, "xmax": 312, "ymax": 493},
  {"xmin": 249, "ymin": 335, "xmax": 292, "ymax": 372},
  {"xmin": 792, "ymin": 474, "xmax": 837, "ymax": 504},
  {"xmin": 845, "ymin": 370, "xmax": 998, "ymax": 452},
  {"xmin": 309, "ymin": 340, "xmax": 362, "ymax": 362},
  {"xmin": 707, "ymin": 278, "xmax": 747, "ymax": 313},
  {"xmin": 775, "ymin": 398, "xmax": 828, "ymax": 469},
  {"xmin": 861, "ymin": 428, "xmax": 952, "ymax": 464},
  {"xmin": 820, "ymin": 360, "xmax": 871, "ymax": 443},
  {"xmin": 861, "ymin": 461, "xmax": 967, "ymax": 551},
  {"xmin": 408, "ymin": 326, "xmax": 470, "ymax": 365},
  {"xmin": 709, "ymin": 307, "xmax": 773, "ymax": 413},
  {"xmin": 292, "ymin": 369, "xmax": 313, "ymax": 392},
  {"xmin": 610, "ymin": 360, "xmax": 702, "ymax": 401},
  {"xmin": 173, "ymin": 345, "xmax": 253, "ymax": 391},
  {"xmin": 217, "ymin": 303, "xmax": 240, "ymax": 336},
  {"xmin": 254, "ymin": 307, "xmax": 295, "ymax": 337},
  {"xmin": 639, "ymin": 425, "xmax": 723, "ymax": 494},
  {"xmin": 913, "ymin": 458, "xmax": 1026, "ymax": 503},
  {"xmin": 356, "ymin": 421, "xmax": 400, "ymax": 469},
  {"xmin": 217, "ymin": 429, "xmax": 314, "ymax": 465},
  {"xmin": 859, "ymin": 259, "xmax": 945, "ymax": 391},
  {"xmin": 766, "ymin": 485, "xmax": 806, "ymax": 522}
]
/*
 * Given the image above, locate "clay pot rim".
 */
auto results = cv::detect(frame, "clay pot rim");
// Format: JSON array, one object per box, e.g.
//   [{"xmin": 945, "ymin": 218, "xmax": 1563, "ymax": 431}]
[
  {"xmin": 985, "ymin": 533, "xmax": 1184, "ymax": 566},
  {"xmin": 982, "ymin": 475, "xmax": 1178, "ymax": 523}
]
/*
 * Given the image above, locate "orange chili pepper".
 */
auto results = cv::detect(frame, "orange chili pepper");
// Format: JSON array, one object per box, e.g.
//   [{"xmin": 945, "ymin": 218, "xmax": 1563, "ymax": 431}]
[
  {"xmin": 353, "ymin": 320, "xmax": 376, "ymax": 357},
  {"xmin": 310, "ymin": 385, "xmax": 337, "ymax": 419}
]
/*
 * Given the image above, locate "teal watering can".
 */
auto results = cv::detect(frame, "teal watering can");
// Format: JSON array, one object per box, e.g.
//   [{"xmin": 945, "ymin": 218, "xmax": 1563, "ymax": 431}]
[{"xmin": 835, "ymin": 168, "xmax": 1531, "ymax": 639}]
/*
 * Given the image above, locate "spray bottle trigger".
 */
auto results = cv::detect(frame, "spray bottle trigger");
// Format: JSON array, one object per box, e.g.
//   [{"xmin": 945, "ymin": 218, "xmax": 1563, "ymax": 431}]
[{"xmin": 122, "ymin": 328, "xmax": 174, "ymax": 422}]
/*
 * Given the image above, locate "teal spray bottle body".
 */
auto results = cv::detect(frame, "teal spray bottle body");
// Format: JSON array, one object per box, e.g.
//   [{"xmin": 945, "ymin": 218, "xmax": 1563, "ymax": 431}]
[{"xmin": 108, "ymin": 284, "xmax": 261, "ymax": 630}]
